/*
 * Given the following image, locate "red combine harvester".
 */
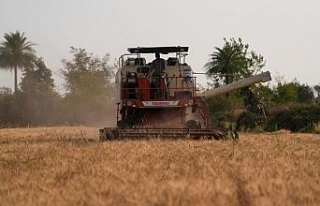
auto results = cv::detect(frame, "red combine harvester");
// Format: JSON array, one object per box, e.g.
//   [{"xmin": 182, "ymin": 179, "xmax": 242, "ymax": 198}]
[{"xmin": 99, "ymin": 46, "xmax": 271, "ymax": 140}]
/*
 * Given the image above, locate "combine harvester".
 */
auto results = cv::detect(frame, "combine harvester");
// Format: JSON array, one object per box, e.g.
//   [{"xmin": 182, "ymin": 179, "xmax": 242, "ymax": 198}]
[{"xmin": 99, "ymin": 46, "xmax": 271, "ymax": 140}]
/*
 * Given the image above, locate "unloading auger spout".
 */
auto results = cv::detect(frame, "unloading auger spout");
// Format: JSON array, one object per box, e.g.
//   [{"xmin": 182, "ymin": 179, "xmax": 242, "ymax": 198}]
[{"xmin": 202, "ymin": 71, "xmax": 271, "ymax": 99}]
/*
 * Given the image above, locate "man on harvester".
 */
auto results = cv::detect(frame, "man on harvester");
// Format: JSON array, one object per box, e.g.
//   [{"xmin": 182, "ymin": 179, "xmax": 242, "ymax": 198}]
[{"xmin": 151, "ymin": 53, "xmax": 167, "ymax": 99}]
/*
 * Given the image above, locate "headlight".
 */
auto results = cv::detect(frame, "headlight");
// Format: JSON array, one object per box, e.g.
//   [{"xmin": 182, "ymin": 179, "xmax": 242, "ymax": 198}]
[{"xmin": 127, "ymin": 101, "xmax": 133, "ymax": 106}]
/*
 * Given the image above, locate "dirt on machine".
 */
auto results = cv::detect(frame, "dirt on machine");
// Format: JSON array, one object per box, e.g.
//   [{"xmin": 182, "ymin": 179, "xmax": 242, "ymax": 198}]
[{"xmin": 99, "ymin": 46, "xmax": 271, "ymax": 140}]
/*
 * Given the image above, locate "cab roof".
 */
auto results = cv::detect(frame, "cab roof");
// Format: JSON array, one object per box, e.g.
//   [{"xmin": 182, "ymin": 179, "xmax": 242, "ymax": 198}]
[{"xmin": 128, "ymin": 46, "xmax": 189, "ymax": 54}]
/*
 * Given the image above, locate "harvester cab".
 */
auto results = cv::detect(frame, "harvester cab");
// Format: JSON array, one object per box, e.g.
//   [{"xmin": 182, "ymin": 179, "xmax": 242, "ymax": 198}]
[
  {"xmin": 100, "ymin": 46, "xmax": 271, "ymax": 140},
  {"xmin": 115, "ymin": 47, "xmax": 197, "ymax": 128}
]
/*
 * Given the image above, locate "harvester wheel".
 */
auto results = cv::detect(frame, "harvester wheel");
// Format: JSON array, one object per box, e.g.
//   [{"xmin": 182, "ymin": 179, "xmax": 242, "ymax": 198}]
[
  {"xmin": 99, "ymin": 128, "xmax": 116, "ymax": 141},
  {"xmin": 106, "ymin": 130, "xmax": 115, "ymax": 140},
  {"xmin": 186, "ymin": 119, "xmax": 201, "ymax": 129}
]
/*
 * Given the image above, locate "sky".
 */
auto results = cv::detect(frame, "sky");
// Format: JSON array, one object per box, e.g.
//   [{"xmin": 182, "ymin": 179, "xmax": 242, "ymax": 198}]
[{"xmin": 0, "ymin": 0, "xmax": 319, "ymax": 93}]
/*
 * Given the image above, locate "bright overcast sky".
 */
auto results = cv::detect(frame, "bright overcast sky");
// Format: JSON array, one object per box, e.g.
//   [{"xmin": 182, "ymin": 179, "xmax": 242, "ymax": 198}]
[{"xmin": 0, "ymin": 0, "xmax": 319, "ymax": 93}]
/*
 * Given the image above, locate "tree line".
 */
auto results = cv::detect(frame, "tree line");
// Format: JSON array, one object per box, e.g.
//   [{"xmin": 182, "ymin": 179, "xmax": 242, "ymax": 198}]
[
  {"xmin": 204, "ymin": 38, "xmax": 320, "ymax": 133},
  {"xmin": 0, "ymin": 31, "xmax": 115, "ymax": 127},
  {"xmin": 0, "ymin": 31, "xmax": 319, "ymax": 132}
]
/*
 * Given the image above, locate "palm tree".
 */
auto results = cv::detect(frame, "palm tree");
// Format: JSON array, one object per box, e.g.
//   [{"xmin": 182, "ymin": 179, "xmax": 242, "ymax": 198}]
[
  {"xmin": 204, "ymin": 38, "xmax": 256, "ymax": 85},
  {"xmin": 205, "ymin": 46, "xmax": 241, "ymax": 85},
  {"xmin": 0, "ymin": 31, "xmax": 37, "ymax": 93}
]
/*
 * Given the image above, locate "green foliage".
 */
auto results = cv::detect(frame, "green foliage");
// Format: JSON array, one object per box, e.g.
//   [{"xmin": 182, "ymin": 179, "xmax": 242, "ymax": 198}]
[
  {"xmin": 273, "ymin": 81, "xmax": 314, "ymax": 104},
  {"xmin": 253, "ymin": 84, "xmax": 274, "ymax": 103},
  {"xmin": 235, "ymin": 87, "xmax": 268, "ymax": 131},
  {"xmin": 211, "ymin": 112, "xmax": 233, "ymax": 129},
  {"xmin": 265, "ymin": 105, "xmax": 320, "ymax": 133},
  {"xmin": 208, "ymin": 84, "xmax": 272, "ymax": 132},
  {"xmin": 314, "ymin": 84, "xmax": 320, "ymax": 97},
  {"xmin": 20, "ymin": 58, "xmax": 55, "ymax": 94},
  {"xmin": 205, "ymin": 38, "xmax": 265, "ymax": 86},
  {"xmin": 204, "ymin": 37, "xmax": 270, "ymax": 131},
  {"xmin": 315, "ymin": 84, "xmax": 320, "ymax": 103},
  {"xmin": 207, "ymin": 79, "xmax": 319, "ymax": 133},
  {"xmin": 0, "ymin": 87, "xmax": 15, "ymax": 126},
  {"xmin": 297, "ymin": 84, "xmax": 314, "ymax": 103},
  {"xmin": 62, "ymin": 47, "xmax": 114, "ymax": 99},
  {"xmin": 236, "ymin": 111, "xmax": 259, "ymax": 131},
  {"xmin": 273, "ymin": 82, "xmax": 298, "ymax": 103},
  {"xmin": 61, "ymin": 47, "xmax": 115, "ymax": 124},
  {"xmin": 0, "ymin": 31, "xmax": 37, "ymax": 92},
  {"xmin": 208, "ymin": 92, "xmax": 244, "ymax": 128},
  {"xmin": 208, "ymin": 92, "xmax": 241, "ymax": 113},
  {"xmin": 17, "ymin": 58, "xmax": 60, "ymax": 125},
  {"xmin": 0, "ymin": 44, "xmax": 116, "ymax": 127}
]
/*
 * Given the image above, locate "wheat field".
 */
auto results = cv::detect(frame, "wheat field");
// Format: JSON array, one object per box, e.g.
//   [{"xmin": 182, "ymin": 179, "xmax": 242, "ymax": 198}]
[{"xmin": 0, "ymin": 127, "xmax": 319, "ymax": 206}]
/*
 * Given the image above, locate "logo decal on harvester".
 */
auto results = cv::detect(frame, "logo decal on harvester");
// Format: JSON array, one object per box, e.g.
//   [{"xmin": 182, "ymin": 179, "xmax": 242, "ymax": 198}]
[{"xmin": 142, "ymin": 101, "xmax": 179, "ymax": 107}]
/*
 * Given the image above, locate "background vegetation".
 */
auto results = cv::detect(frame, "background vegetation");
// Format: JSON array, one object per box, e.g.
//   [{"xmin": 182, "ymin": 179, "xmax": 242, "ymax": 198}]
[
  {"xmin": 0, "ymin": 32, "xmax": 319, "ymax": 206},
  {"xmin": 0, "ymin": 31, "xmax": 115, "ymax": 127},
  {"xmin": 0, "ymin": 32, "xmax": 320, "ymax": 132},
  {"xmin": 204, "ymin": 38, "xmax": 320, "ymax": 133}
]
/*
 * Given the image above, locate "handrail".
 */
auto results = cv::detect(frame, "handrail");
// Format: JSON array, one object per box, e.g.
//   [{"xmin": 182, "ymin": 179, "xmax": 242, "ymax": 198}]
[{"xmin": 121, "ymin": 76, "xmax": 196, "ymax": 100}]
